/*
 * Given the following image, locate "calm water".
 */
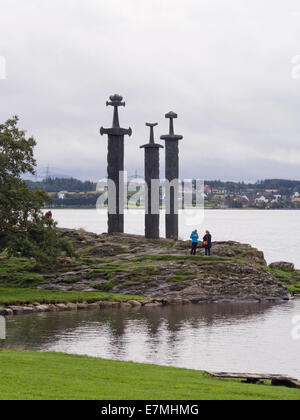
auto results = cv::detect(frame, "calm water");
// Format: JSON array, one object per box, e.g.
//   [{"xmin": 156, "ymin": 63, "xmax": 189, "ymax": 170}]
[
  {"xmin": 1, "ymin": 301, "xmax": 300, "ymax": 378},
  {"xmin": 48, "ymin": 208, "xmax": 300, "ymax": 268},
  {"xmin": 9, "ymin": 208, "xmax": 297, "ymax": 377}
]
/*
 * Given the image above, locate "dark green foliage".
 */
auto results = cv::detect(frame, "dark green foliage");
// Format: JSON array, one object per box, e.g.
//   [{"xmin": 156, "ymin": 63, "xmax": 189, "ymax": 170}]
[
  {"xmin": 25, "ymin": 177, "xmax": 97, "ymax": 193},
  {"xmin": 0, "ymin": 116, "xmax": 75, "ymax": 265},
  {"xmin": 0, "ymin": 116, "xmax": 36, "ymax": 178},
  {"xmin": 48, "ymin": 192, "xmax": 101, "ymax": 208},
  {"xmin": 0, "ymin": 254, "xmax": 45, "ymax": 287},
  {"xmin": 4, "ymin": 220, "xmax": 75, "ymax": 265}
]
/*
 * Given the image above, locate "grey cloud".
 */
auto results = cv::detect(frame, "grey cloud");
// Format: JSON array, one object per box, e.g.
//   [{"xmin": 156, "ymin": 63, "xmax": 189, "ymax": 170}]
[{"xmin": 0, "ymin": 0, "xmax": 300, "ymax": 182}]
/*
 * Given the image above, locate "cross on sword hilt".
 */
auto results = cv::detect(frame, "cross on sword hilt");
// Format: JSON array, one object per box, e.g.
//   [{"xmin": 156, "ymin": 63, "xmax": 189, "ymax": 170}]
[
  {"xmin": 100, "ymin": 94, "xmax": 132, "ymax": 136},
  {"xmin": 106, "ymin": 94, "xmax": 126, "ymax": 108}
]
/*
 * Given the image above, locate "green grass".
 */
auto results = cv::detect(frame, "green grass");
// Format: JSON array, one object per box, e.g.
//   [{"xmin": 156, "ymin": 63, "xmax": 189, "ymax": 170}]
[
  {"xmin": 0, "ymin": 350, "xmax": 299, "ymax": 400},
  {"xmin": 129, "ymin": 265, "xmax": 161, "ymax": 284},
  {"xmin": 167, "ymin": 269, "xmax": 196, "ymax": 283},
  {"xmin": 0, "ymin": 288, "xmax": 144, "ymax": 306},
  {"xmin": 92, "ymin": 281, "xmax": 116, "ymax": 292},
  {"xmin": 0, "ymin": 254, "xmax": 46, "ymax": 288},
  {"xmin": 149, "ymin": 239, "xmax": 178, "ymax": 249},
  {"xmin": 87, "ymin": 265, "xmax": 128, "ymax": 280},
  {"xmin": 132, "ymin": 255, "xmax": 231, "ymax": 263},
  {"xmin": 80, "ymin": 257, "xmax": 114, "ymax": 265},
  {"xmin": 0, "ymin": 272, "xmax": 45, "ymax": 288},
  {"xmin": 268, "ymin": 268, "xmax": 300, "ymax": 293},
  {"xmin": 87, "ymin": 262, "xmax": 161, "ymax": 285},
  {"xmin": 0, "ymin": 255, "xmax": 36, "ymax": 273},
  {"xmin": 53, "ymin": 276, "xmax": 79, "ymax": 284}
]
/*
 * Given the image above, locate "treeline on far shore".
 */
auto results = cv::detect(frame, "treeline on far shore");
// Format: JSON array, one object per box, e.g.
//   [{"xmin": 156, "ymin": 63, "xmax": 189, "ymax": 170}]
[
  {"xmin": 26, "ymin": 177, "xmax": 300, "ymax": 209},
  {"xmin": 25, "ymin": 177, "xmax": 96, "ymax": 193},
  {"xmin": 26, "ymin": 176, "xmax": 300, "ymax": 194}
]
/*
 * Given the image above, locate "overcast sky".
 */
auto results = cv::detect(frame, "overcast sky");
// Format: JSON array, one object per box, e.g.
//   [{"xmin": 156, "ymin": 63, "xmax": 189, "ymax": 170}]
[{"xmin": 1, "ymin": 0, "xmax": 300, "ymax": 181}]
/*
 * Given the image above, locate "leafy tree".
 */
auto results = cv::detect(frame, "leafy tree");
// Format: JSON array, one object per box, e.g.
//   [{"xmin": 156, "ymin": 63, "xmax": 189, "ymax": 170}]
[{"xmin": 0, "ymin": 116, "xmax": 74, "ymax": 264}]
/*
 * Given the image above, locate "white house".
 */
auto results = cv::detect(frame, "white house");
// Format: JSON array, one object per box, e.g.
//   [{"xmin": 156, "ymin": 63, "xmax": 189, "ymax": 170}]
[
  {"xmin": 58, "ymin": 191, "xmax": 68, "ymax": 200},
  {"xmin": 255, "ymin": 195, "xmax": 269, "ymax": 204}
]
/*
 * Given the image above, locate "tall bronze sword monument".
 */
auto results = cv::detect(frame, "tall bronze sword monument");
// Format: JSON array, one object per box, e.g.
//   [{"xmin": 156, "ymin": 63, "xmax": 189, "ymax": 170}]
[
  {"xmin": 100, "ymin": 94, "xmax": 132, "ymax": 234},
  {"xmin": 140, "ymin": 123, "xmax": 163, "ymax": 239},
  {"xmin": 160, "ymin": 112, "xmax": 183, "ymax": 239}
]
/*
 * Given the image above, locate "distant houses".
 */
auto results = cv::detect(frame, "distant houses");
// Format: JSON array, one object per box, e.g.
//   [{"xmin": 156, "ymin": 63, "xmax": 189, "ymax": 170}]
[
  {"xmin": 255, "ymin": 195, "xmax": 269, "ymax": 204},
  {"xmin": 31, "ymin": 176, "xmax": 300, "ymax": 209},
  {"xmin": 265, "ymin": 189, "xmax": 279, "ymax": 194},
  {"xmin": 58, "ymin": 191, "xmax": 68, "ymax": 200},
  {"xmin": 51, "ymin": 184, "xmax": 300, "ymax": 209},
  {"xmin": 204, "ymin": 185, "xmax": 212, "ymax": 194},
  {"xmin": 202, "ymin": 184, "xmax": 300, "ymax": 208}
]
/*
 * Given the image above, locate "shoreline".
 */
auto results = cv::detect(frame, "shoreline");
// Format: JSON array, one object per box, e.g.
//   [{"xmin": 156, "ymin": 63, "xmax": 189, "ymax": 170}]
[{"xmin": 1, "ymin": 295, "xmax": 296, "ymax": 318}]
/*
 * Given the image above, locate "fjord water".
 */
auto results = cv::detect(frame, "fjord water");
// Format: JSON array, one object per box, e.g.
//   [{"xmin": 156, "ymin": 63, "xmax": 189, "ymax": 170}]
[
  {"xmin": 2, "ymin": 300, "xmax": 300, "ymax": 378},
  {"xmin": 49, "ymin": 208, "xmax": 300, "ymax": 268},
  {"xmin": 7, "ymin": 208, "xmax": 298, "ymax": 378}
]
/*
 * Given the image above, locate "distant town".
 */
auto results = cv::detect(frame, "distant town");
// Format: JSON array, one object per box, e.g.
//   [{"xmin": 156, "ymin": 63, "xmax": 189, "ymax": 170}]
[{"xmin": 25, "ymin": 177, "xmax": 300, "ymax": 210}]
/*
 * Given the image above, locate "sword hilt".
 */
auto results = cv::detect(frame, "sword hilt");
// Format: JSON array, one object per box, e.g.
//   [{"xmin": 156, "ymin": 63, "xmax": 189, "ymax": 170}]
[
  {"xmin": 146, "ymin": 122, "xmax": 158, "ymax": 144},
  {"xmin": 160, "ymin": 111, "xmax": 183, "ymax": 141},
  {"xmin": 140, "ymin": 123, "xmax": 163, "ymax": 149},
  {"xmin": 165, "ymin": 112, "xmax": 177, "ymax": 135},
  {"xmin": 106, "ymin": 94, "xmax": 125, "ymax": 108}
]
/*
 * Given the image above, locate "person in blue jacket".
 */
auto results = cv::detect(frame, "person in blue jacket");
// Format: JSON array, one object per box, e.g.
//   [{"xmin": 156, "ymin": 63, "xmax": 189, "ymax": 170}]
[{"xmin": 190, "ymin": 229, "xmax": 199, "ymax": 255}]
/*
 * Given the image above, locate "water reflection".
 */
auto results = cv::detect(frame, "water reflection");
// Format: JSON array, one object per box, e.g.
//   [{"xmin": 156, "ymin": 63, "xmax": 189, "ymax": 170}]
[{"xmin": 1, "ymin": 301, "xmax": 300, "ymax": 378}]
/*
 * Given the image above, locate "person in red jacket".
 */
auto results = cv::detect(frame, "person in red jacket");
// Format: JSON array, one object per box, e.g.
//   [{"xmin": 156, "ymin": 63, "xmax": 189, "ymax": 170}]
[
  {"xmin": 203, "ymin": 230, "xmax": 212, "ymax": 256},
  {"xmin": 45, "ymin": 211, "xmax": 53, "ymax": 220}
]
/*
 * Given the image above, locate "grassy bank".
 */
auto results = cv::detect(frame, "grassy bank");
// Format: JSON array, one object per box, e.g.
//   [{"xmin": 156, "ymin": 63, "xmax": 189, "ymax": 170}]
[
  {"xmin": 0, "ymin": 288, "xmax": 144, "ymax": 306},
  {"xmin": 0, "ymin": 252, "xmax": 145, "ymax": 306},
  {"xmin": 0, "ymin": 350, "xmax": 299, "ymax": 400},
  {"xmin": 267, "ymin": 267, "xmax": 300, "ymax": 294}
]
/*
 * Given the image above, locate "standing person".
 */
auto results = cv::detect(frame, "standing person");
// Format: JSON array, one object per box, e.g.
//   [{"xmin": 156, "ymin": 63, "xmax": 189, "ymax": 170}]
[
  {"xmin": 190, "ymin": 229, "xmax": 199, "ymax": 255},
  {"xmin": 45, "ymin": 211, "xmax": 52, "ymax": 219},
  {"xmin": 203, "ymin": 230, "xmax": 212, "ymax": 256}
]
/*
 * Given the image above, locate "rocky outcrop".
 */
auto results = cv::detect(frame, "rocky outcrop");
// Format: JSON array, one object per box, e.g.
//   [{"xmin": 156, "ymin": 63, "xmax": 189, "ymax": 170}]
[
  {"xmin": 269, "ymin": 262, "xmax": 295, "ymax": 271},
  {"xmin": 36, "ymin": 229, "xmax": 291, "ymax": 304}
]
